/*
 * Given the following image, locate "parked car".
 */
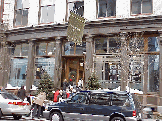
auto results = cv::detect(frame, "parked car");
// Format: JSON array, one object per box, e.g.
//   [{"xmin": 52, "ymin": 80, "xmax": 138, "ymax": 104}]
[
  {"xmin": 43, "ymin": 90, "xmax": 142, "ymax": 121},
  {"xmin": 0, "ymin": 91, "xmax": 30, "ymax": 120}
]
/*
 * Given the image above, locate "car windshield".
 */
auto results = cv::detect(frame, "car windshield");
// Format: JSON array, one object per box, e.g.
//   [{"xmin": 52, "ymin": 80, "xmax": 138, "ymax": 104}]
[{"xmin": 1, "ymin": 93, "xmax": 20, "ymax": 100}]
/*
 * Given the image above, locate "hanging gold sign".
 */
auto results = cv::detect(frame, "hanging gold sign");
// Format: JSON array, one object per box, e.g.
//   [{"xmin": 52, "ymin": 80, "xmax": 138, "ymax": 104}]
[{"xmin": 67, "ymin": 11, "xmax": 86, "ymax": 45}]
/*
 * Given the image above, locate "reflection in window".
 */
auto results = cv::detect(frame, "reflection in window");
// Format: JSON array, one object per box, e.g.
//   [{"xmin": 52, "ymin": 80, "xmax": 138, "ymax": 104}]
[
  {"xmin": 13, "ymin": 44, "xmax": 21, "ymax": 56},
  {"xmin": 9, "ymin": 58, "xmax": 28, "ymax": 87},
  {"xmin": 37, "ymin": 43, "xmax": 46, "ymax": 56},
  {"xmin": 148, "ymin": 55, "xmax": 159, "ymax": 92},
  {"xmin": 35, "ymin": 58, "xmax": 55, "ymax": 81},
  {"xmin": 129, "ymin": 37, "xmax": 144, "ymax": 53},
  {"xmin": 90, "ymin": 93, "xmax": 111, "ymax": 105},
  {"xmin": 47, "ymin": 42, "xmax": 56, "ymax": 55},
  {"xmin": 111, "ymin": 93, "xmax": 129, "ymax": 106},
  {"xmin": 98, "ymin": 0, "xmax": 116, "ymax": 17},
  {"xmin": 109, "ymin": 37, "xmax": 121, "ymax": 53},
  {"xmin": 131, "ymin": 0, "xmax": 152, "ymax": 14},
  {"xmin": 70, "ymin": 93, "xmax": 87, "ymax": 103},
  {"xmin": 64, "ymin": 41, "xmax": 86, "ymax": 55},
  {"xmin": 22, "ymin": 44, "xmax": 29, "ymax": 56},
  {"xmin": 67, "ymin": 1, "xmax": 84, "ymax": 20},
  {"xmin": 148, "ymin": 37, "xmax": 159, "ymax": 52},
  {"xmin": 95, "ymin": 38, "xmax": 107, "ymax": 53},
  {"xmin": 36, "ymin": 42, "xmax": 56, "ymax": 56}
]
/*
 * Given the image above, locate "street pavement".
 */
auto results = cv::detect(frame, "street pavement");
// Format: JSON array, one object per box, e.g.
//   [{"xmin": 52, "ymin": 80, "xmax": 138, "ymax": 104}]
[{"xmin": 0, "ymin": 115, "xmax": 49, "ymax": 121}]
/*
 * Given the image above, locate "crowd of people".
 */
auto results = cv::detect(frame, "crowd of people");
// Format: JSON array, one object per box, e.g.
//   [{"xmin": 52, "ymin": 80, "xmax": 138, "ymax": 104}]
[{"xmin": 0, "ymin": 78, "xmax": 83, "ymax": 118}]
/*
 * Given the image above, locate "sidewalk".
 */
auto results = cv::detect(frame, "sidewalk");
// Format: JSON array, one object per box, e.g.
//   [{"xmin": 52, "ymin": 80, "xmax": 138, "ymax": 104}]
[{"xmin": 21, "ymin": 115, "xmax": 49, "ymax": 121}]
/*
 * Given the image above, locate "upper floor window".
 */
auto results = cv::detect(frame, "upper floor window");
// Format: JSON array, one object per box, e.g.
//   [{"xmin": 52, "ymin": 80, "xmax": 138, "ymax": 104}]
[
  {"xmin": 67, "ymin": 0, "xmax": 84, "ymax": 21},
  {"xmin": 15, "ymin": 0, "xmax": 29, "ymax": 27},
  {"xmin": 40, "ymin": 0, "xmax": 55, "ymax": 24},
  {"xmin": 131, "ymin": 0, "xmax": 152, "ymax": 15},
  {"xmin": 98, "ymin": 0, "xmax": 116, "ymax": 18}
]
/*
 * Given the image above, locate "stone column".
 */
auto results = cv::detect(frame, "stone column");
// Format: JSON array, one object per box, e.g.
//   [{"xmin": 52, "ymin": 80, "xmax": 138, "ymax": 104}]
[
  {"xmin": 143, "ymin": 37, "xmax": 148, "ymax": 106},
  {"xmin": 54, "ymin": 37, "xmax": 62, "ymax": 90},
  {"xmin": 26, "ymin": 40, "xmax": 35, "ymax": 93},
  {"xmin": 85, "ymin": 35, "xmax": 94, "ymax": 89},
  {"xmin": 0, "ymin": 41, "xmax": 10, "ymax": 88},
  {"xmin": 120, "ymin": 32, "xmax": 129, "ymax": 91},
  {"xmin": 159, "ymin": 35, "xmax": 162, "ymax": 105}
]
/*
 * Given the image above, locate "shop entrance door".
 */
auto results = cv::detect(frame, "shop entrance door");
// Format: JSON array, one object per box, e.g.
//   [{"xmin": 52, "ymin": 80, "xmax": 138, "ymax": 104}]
[{"xmin": 62, "ymin": 56, "xmax": 84, "ymax": 86}]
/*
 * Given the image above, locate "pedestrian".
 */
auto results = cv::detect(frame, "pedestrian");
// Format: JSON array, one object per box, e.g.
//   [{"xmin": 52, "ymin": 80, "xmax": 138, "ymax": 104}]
[
  {"xmin": 78, "ymin": 78, "xmax": 83, "ymax": 88},
  {"xmin": 54, "ymin": 88, "xmax": 60, "ymax": 102},
  {"xmin": 69, "ymin": 79, "xmax": 73, "ymax": 86},
  {"xmin": 57, "ymin": 90, "xmax": 63, "ymax": 102},
  {"xmin": 76, "ymin": 85, "xmax": 82, "ymax": 92},
  {"xmin": 17, "ymin": 86, "xmax": 26, "ymax": 100},
  {"xmin": 32, "ymin": 92, "xmax": 46, "ymax": 119},
  {"xmin": 63, "ymin": 79, "xmax": 68, "ymax": 91}
]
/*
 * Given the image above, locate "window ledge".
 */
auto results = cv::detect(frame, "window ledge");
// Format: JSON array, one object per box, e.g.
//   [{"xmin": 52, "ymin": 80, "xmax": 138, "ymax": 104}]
[
  {"xmin": 131, "ymin": 13, "xmax": 152, "ymax": 16},
  {"xmin": 97, "ymin": 16, "xmax": 116, "ymax": 19}
]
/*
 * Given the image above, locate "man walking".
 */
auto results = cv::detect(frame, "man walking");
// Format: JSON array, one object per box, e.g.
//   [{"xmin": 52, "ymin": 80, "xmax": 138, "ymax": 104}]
[{"xmin": 17, "ymin": 86, "xmax": 26, "ymax": 100}]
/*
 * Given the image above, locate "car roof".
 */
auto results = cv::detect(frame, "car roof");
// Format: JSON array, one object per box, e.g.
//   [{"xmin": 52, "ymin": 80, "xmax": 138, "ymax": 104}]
[{"xmin": 80, "ymin": 90, "xmax": 129, "ymax": 95}]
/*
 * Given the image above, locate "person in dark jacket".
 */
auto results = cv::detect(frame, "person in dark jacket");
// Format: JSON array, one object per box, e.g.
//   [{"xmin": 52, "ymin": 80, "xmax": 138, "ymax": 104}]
[
  {"xmin": 17, "ymin": 86, "xmax": 26, "ymax": 100},
  {"xmin": 63, "ymin": 79, "xmax": 68, "ymax": 91}
]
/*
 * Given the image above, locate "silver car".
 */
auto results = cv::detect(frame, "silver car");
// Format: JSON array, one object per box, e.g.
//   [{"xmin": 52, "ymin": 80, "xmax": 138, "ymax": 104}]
[{"xmin": 0, "ymin": 91, "xmax": 31, "ymax": 120}]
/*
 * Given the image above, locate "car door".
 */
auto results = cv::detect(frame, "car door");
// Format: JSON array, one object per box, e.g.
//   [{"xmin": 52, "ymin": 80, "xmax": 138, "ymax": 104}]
[
  {"xmin": 84, "ymin": 92, "xmax": 112, "ymax": 121},
  {"xmin": 62, "ymin": 92, "xmax": 89, "ymax": 120}
]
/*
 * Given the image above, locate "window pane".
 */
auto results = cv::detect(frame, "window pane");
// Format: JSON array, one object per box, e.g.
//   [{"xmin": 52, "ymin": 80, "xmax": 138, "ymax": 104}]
[
  {"xmin": 142, "ymin": 0, "xmax": 152, "ymax": 13},
  {"xmin": 22, "ymin": 9, "xmax": 28, "ymax": 26},
  {"xmin": 48, "ymin": 5, "xmax": 55, "ymax": 23},
  {"xmin": 90, "ymin": 93, "xmax": 111, "ymax": 105},
  {"xmin": 47, "ymin": 42, "xmax": 56, "ymax": 55},
  {"xmin": 9, "ymin": 58, "xmax": 28, "ymax": 87},
  {"xmin": 132, "ymin": 0, "xmax": 141, "ymax": 14},
  {"xmin": 148, "ymin": 55, "xmax": 159, "ymax": 92},
  {"xmin": 13, "ymin": 44, "xmax": 21, "ymax": 56},
  {"xmin": 98, "ymin": 0, "xmax": 107, "ymax": 17},
  {"xmin": 68, "ymin": 3, "xmax": 74, "ymax": 20},
  {"xmin": 111, "ymin": 93, "xmax": 129, "ymax": 106},
  {"xmin": 41, "ymin": 6, "xmax": 48, "ymax": 23},
  {"xmin": 22, "ymin": 43, "xmax": 29, "ymax": 56},
  {"xmin": 35, "ymin": 58, "xmax": 55, "ymax": 81},
  {"xmin": 15, "ymin": 10, "xmax": 22, "ymax": 26},
  {"xmin": 107, "ymin": 0, "xmax": 116, "ymax": 16},
  {"xmin": 16, "ymin": 0, "xmax": 22, "ymax": 9},
  {"xmin": 64, "ymin": 41, "xmax": 85, "ymax": 55},
  {"xmin": 129, "ymin": 37, "xmax": 144, "ymax": 53},
  {"xmin": 37, "ymin": 43, "xmax": 47, "ymax": 56},
  {"xmin": 74, "ymin": 1, "xmax": 84, "ymax": 16},
  {"xmin": 95, "ymin": 38, "xmax": 107, "ymax": 53},
  {"xmin": 148, "ymin": 37, "xmax": 159, "ymax": 52},
  {"xmin": 109, "ymin": 37, "xmax": 121, "ymax": 53}
]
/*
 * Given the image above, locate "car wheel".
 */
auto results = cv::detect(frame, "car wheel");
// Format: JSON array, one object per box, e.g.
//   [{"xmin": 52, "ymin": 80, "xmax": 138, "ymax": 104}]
[
  {"xmin": 50, "ymin": 112, "xmax": 63, "ymax": 121},
  {"xmin": 13, "ymin": 115, "xmax": 22, "ymax": 120},
  {"xmin": 111, "ymin": 117, "xmax": 124, "ymax": 121},
  {"xmin": 0, "ymin": 109, "xmax": 2, "ymax": 119}
]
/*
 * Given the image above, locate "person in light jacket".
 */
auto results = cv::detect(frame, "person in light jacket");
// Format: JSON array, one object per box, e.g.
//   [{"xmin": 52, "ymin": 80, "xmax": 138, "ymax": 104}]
[{"xmin": 32, "ymin": 92, "xmax": 46, "ymax": 119}]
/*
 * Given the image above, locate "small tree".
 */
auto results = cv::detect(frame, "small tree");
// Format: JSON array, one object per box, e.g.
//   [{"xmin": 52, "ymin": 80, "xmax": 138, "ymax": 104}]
[
  {"xmin": 86, "ymin": 73, "xmax": 101, "ymax": 90},
  {"xmin": 37, "ymin": 72, "xmax": 54, "ymax": 100}
]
